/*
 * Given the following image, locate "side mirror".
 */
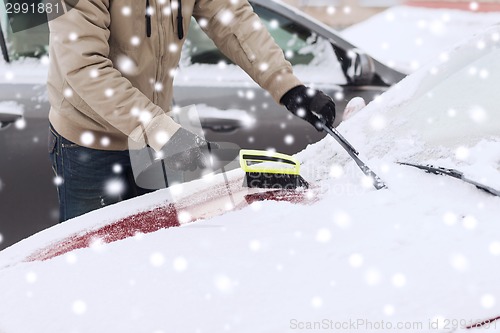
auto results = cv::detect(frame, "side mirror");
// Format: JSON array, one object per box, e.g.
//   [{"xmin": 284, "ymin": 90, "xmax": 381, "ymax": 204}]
[
  {"xmin": 0, "ymin": 113, "xmax": 22, "ymax": 130},
  {"xmin": 346, "ymin": 49, "xmax": 375, "ymax": 85}
]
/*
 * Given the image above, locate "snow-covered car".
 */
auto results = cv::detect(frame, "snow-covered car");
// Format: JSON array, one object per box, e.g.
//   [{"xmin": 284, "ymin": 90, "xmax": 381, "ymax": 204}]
[
  {"xmin": 0, "ymin": 21, "xmax": 499, "ymax": 333},
  {"xmin": 0, "ymin": 0, "xmax": 405, "ymax": 249}
]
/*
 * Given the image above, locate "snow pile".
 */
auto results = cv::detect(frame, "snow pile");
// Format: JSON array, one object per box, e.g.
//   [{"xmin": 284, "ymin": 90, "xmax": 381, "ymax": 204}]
[
  {"xmin": 0, "ymin": 56, "xmax": 50, "ymax": 84},
  {"xmin": 0, "ymin": 101, "xmax": 23, "ymax": 116},
  {"xmin": 342, "ymin": 6, "xmax": 500, "ymax": 73},
  {"xmin": 0, "ymin": 24, "xmax": 500, "ymax": 333}
]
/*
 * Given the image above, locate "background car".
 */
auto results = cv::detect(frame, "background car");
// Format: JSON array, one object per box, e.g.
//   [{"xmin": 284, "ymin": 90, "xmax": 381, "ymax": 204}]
[{"xmin": 0, "ymin": 0, "xmax": 405, "ymax": 250}]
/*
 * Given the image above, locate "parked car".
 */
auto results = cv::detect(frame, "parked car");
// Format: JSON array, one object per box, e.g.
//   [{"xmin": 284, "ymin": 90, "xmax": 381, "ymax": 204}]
[
  {"xmin": 0, "ymin": 24, "xmax": 499, "ymax": 333},
  {"xmin": 0, "ymin": 0, "xmax": 405, "ymax": 250}
]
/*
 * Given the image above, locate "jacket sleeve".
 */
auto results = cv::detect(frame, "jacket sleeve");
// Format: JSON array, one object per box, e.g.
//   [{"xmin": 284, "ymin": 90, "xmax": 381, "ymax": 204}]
[
  {"xmin": 192, "ymin": 0, "xmax": 303, "ymax": 104},
  {"xmin": 47, "ymin": 0, "xmax": 180, "ymax": 151}
]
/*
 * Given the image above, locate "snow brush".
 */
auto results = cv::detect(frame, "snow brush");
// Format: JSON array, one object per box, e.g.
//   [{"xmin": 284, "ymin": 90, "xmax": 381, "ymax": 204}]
[
  {"xmin": 239, "ymin": 149, "xmax": 309, "ymax": 189},
  {"xmin": 320, "ymin": 123, "xmax": 387, "ymax": 190}
]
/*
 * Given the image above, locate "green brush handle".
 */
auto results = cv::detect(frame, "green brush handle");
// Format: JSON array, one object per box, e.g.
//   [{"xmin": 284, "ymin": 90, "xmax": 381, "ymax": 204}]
[{"xmin": 239, "ymin": 149, "xmax": 301, "ymax": 176}]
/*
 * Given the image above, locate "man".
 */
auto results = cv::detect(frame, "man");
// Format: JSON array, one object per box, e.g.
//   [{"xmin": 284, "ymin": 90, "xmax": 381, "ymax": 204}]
[{"xmin": 47, "ymin": 0, "xmax": 337, "ymax": 222}]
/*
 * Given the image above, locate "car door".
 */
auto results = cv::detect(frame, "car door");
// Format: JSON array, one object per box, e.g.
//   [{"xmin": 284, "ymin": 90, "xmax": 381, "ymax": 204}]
[{"xmin": 0, "ymin": 8, "xmax": 58, "ymax": 251}]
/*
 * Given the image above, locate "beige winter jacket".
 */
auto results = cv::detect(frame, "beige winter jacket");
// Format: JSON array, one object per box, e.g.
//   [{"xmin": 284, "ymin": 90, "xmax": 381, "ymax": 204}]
[{"xmin": 47, "ymin": 0, "xmax": 302, "ymax": 152}]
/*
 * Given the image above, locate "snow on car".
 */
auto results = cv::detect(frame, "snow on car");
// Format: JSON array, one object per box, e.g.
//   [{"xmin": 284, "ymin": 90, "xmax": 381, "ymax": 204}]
[
  {"xmin": 0, "ymin": 21, "xmax": 499, "ymax": 333},
  {"xmin": 342, "ymin": 5, "xmax": 500, "ymax": 73}
]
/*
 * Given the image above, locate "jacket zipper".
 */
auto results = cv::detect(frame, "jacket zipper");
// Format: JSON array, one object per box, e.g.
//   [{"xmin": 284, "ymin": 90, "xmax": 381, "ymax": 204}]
[
  {"xmin": 177, "ymin": 0, "xmax": 184, "ymax": 40},
  {"xmin": 145, "ymin": 0, "xmax": 152, "ymax": 38},
  {"xmin": 154, "ymin": 0, "xmax": 165, "ymax": 104}
]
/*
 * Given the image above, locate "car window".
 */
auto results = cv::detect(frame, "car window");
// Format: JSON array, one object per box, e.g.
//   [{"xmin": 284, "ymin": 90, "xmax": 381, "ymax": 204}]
[
  {"xmin": 0, "ymin": 2, "xmax": 48, "ymax": 60},
  {"xmin": 184, "ymin": 5, "xmax": 321, "ymax": 66}
]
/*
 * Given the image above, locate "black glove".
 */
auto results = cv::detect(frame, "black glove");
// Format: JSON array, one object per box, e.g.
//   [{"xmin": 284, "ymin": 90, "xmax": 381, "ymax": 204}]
[
  {"xmin": 161, "ymin": 128, "xmax": 217, "ymax": 171},
  {"xmin": 280, "ymin": 85, "xmax": 336, "ymax": 131}
]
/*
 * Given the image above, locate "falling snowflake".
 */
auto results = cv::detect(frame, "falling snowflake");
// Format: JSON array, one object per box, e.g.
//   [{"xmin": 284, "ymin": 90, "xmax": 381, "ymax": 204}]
[
  {"xmin": 130, "ymin": 36, "xmax": 140, "ymax": 46},
  {"xmin": 214, "ymin": 274, "xmax": 235, "ymax": 293},
  {"xmin": 121, "ymin": 6, "xmax": 131, "ymax": 16},
  {"xmin": 442, "ymin": 211, "xmax": 457, "ymax": 226},
  {"xmin": 4, "ymin": 71, "xmax": 14, "ymax": 80},
  {"xmin": 105, "ymin": 179, "xmax": 125, "ymax": 197},
  {"xmin": 361, "ymin": 175, "xmax": 375, "ymax": 189},
  {"xmin": 447, "ymin": 108, "xmax": 457, "ymax": 117},
  {"xmin": 15, "ymin": 118, "xmax": 26, "ymax": 130},
  {"xmin": 392, "ymin": 273, "xmax": 406, "ymax": 287},
  {"xmin": 349, "ymin": 254, "xmax": 363, "ymax": 268},
  {"xmin": 173, "ymin": 257, "xmax": 188, "ymax": 272},
  {"xmin": 25, "ymin": 272, "xmax": 37, "ymax": 284},
  {"xmin": 100, "ymin": 137, "xmax": 110, "ymax": 147},
  {"xmin": 333, "ymin": 211, "xmax": 350, "ymax": 229},
  {"xmin": 450, "ymin": 253, "xmax": 469, "ymax": 272},
  {"xmin": 139, "ymin": 110, "xmax": 153, "ymax": 124},
  {"xmin": 249, "ymin": 240, "xmax": 261, "ymax": 252},
  {"xmin": 259, "ymin": 62, "xmax": 269, "ymax": 72},
  {"xmin": 90, "ymin": 238, "xmax": 105, "ymax": 252},
  {"xmin": 104, "ymin": 88, "xmax": 114, "ymax": 97},
  {"xmin": 0, "ymin": 178, "xmax": 3, "ymax": 192},
  {"xmin": 65, "ymin": 253, "xmax": 78, "ymax": 264},
  {"xmin": 310, "ymin": 296, "xmax": 323, "ymax": 308},
  {"xmin": 53, "ymin": 176, "xmax": 64, "ymax": 186},
  {"xmin": 245, "ymin": 90, "xmax": 255, "ymax": 100},
  {"xmin": 68, "ymin": 32, "xmax": 78, "ymax": 41},
  {"xmin": 315, "ymin": 228, "xmax": 331, "ymax": 243},
  {"xmin": 365, "ymin": 269, "xmax": 382, "ymax": 286},
  {"xmin": 383, "ymin": 304, "xmax": 395, "ymax": 316},
  {"xmin": 217, "ymin": 10, "xmax": 234, "ymax": 26},
  {"xmin": 177, "ymin": 211, "xmax": 191, "ymax": 224},
  {"xmin": 89, "ymin": 69, "xmax": 99, "ymax": 78},
  {"xmin": 0, "ymin": 233, "xmax": 3, "ymax": 244},
  {"xmin": 462, "ymin": 215, "xmax": 478, "ymax": 230},
  {"xmin": 155, "ymin": 131, "xmax": 169, "ymax": 146},
  {"xmin": 72, "ymin": 300, "xmax": 87, "ymax": 315},
  {"xmin": 489, "ymin": 242, "xmax": 500, "ymax": 256},
  {"xmin": 198, "ymin": 18, "xmax": 208, "ymax": 28},
  {"xmin": 469, "ymin": 106, "xmax": 487, "ymax": 123},
  {"xmin": 329, "ymin": 164, "xmax": 344, "ymax": 179},
  {"xmin": 116, "ymin": 55, "xmax": 137, "ymax": 75},
  {"xmin": 40, "ymin": 55, "xmax": 50, "ymax": 66},
  {"xmin": 150, "ymin": 252, "xmax": 165, "ymax": 267},
  {"xmin": 112, "ymin": 164, "xmax": 123, "ymax": 174},
  {"xmin": 63, "ymin": 88, "xmax": 73, "ymax": 98},
  {"xmin": 370, "ymin": 115, "xmax": 386, "ymax": 131},
  {"xmin": 80, "ymin": 131, "xmax": 95, "ymax": 145},
  {"xmin": 284, "ymin": 134, "xmax": 294, "ymax": 145},
  {"xmin": 439, "ymin": 52, "xmax": 449, "ymax": 62},
  {"xmin": 455, "ymin": 146, "xmax": 470, "ymax": 161},
  {"xmin": 481, "ymin": 294, "xmax": 496, "ymax": 309}
]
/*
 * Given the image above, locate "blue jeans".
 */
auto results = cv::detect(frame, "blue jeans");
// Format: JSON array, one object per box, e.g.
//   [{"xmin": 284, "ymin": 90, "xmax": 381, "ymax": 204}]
[{"xmin": 48, "ymin": 125, "xmax": 154, "ymax": 222}]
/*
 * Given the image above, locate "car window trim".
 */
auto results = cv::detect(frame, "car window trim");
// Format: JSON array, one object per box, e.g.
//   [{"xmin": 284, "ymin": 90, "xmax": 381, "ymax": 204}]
[{"xmin": 0, "ymin": 18, "xmax": 9, "ymax": 63}]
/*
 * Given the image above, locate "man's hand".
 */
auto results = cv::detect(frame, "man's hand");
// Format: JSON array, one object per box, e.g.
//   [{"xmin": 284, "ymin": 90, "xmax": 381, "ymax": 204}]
[
  {"xmin": 161, "ymin": 128, "xmax": 217, "ymax": 171},
  {"xmin": 280, "ymin": 85, "xmax": 336, "ymax": 131}
]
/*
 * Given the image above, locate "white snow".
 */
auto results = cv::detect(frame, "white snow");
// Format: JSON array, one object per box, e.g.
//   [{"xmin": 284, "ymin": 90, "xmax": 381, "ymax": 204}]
[
  {"xmin": 0, "ymin": 57, "xmax": 49, "ymax": 84},
  {"xmin": 1, "ymin": 21, "xmax": 500, "ymax": 332},
  {"xmin": 0, "ymin": 101, "xmax": 23, "ymax": 116},
  {"xmin": 342, "ymin": 6, "xmax": 500, "ymax": 73}
]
